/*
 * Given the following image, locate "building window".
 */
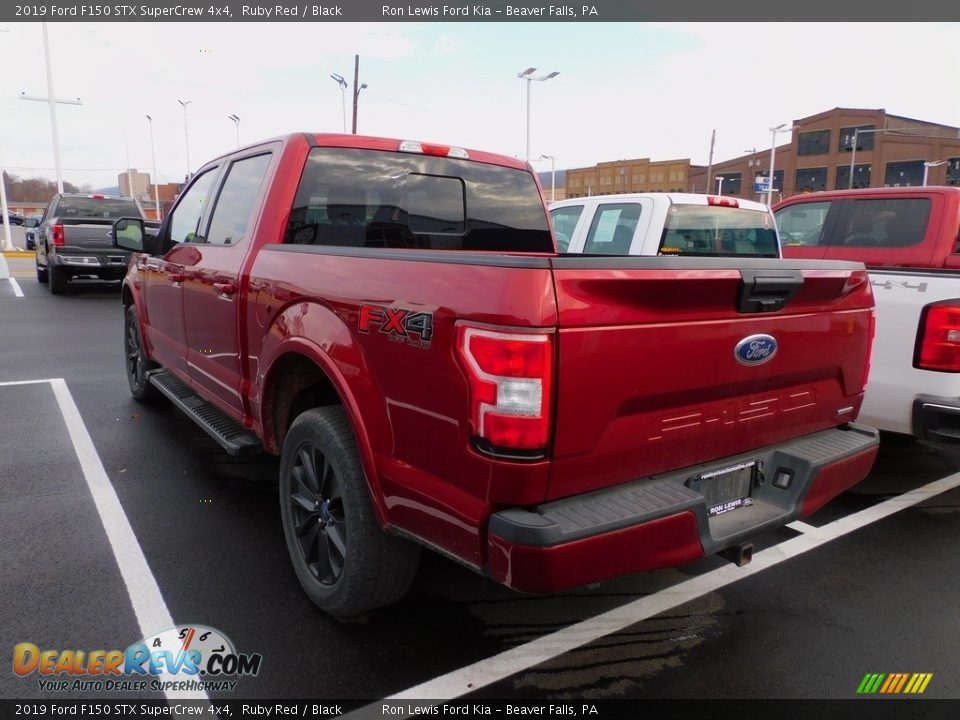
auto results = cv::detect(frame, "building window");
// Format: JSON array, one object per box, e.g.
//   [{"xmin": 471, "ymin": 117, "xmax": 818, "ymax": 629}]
[
  {"xmin": 947, "ymin": 159, "xmax": 960, "ymax": 186},
  {"xmin": 633, "ymin": 174, "xmax": 645, "ymax": 184},
  {"xmin": 798, "ymin": 130, "xmax": 831, "ymax": 156},
  {"xmin": 715, "ymin": 173, "xmax": 741, "ymax": 195},
  {"xmin": 884, "ymin": 161, "xmax": 924, "ymax": 188},
  {"xmin": 838, "ymin": 125, "xmax": 876, "ymax": 152},
  {"xmin": 835, "ymin": 164, "xmax": 872, "ymax": 190},
  {"xmin": 795, "ymin": 167, "xmax": 828, "ymax": 193}
]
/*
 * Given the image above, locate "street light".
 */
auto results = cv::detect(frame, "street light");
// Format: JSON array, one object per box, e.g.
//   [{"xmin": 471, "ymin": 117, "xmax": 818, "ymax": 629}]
[
  {"xmin": 767, "ymin": 123, "xmax": 798, "ymax": 205},
  {"xmin": 540, "ymin": 154, "xmax": 556, "ymax": 203},
  {"xmin": 178, "ymin": 99, "xmax": 192, "ymax": 179},
  {"xmin": 20, "ymin": 22, "xmax": 83, "ymax": 195},
  {"xmin": 715, "ymin": 176, "xmax": 725, "ymax": 196},
  {"xmin": 145, "ymin": 114, "xmax": 160, "ymax": 219},
  {"xmin": 330, "ymin": 73, "xmax": 348, "ymax": 133},
  {"xmin": 517, "ymin": 67, "xmax": 559, "ymax": 163},
  {"xmin": 228, "ymin": 114, "xmax": 240, "ymax": 148},
  {"xmin": 923, "ymin": 160, "xmax": 947, "ymax": 186},
  {"xmin": 351, "ymin": 54, "xmax": 368, "ymax": 134}
]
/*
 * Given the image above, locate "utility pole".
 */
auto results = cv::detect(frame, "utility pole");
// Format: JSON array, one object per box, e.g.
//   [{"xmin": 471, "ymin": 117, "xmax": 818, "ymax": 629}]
[
  {"xmin": 20, "ymin": 22, "xmax": 83, "ymax": 194},
  {"xmin": 704, "ymin": 129, "xmax": 716, "ymax": 194}
]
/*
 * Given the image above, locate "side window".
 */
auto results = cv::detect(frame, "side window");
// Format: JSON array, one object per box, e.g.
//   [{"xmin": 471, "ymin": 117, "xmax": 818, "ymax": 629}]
[
  {"xmin": 169, "ymin": 169, "xmax": 218, "ymax": 244},
  {"xmin": 838, "ymin": 198, "xmax": 931, "ymax": 248},
  {"xmin": 549, "ymin": 205, "xmax": 584, "ymax": 252},
  {"xmin": 775, "ymin": 201, "xmax": 833, "ymax": 246},
  {"xmin": 583, "ymin": 203, "xmax": 642, "ymax": 255},
  {"xmin": 206, "ymin": 154, "xmax": 273, "ymax": 247}
]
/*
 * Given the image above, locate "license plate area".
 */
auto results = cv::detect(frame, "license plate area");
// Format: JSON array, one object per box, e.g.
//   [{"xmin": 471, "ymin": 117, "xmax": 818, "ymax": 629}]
[{"xmin": 686, "ymin": 461, "xmax": 756, "ymax": 517}]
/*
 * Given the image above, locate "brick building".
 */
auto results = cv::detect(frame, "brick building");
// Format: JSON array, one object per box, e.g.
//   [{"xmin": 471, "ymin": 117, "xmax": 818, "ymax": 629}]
[
  {"xmin": 565, "ymin": 157, "xmax": 702, "ymax": 199},
  {"xmin": 689, "ymin": 108, "xmax": 960, "ymax": 202}
]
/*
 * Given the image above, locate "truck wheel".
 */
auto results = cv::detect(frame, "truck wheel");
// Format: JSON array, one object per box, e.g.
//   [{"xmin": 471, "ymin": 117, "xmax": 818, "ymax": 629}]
[
  {"xmin": 279, "ymin": 407, "xmax": 420, "ymax": 617},
  {"xmin": 49, "ymin": 266, "xmax": 68, "ymax": 295},
  {"xmin": 36, "ymin": 263, "xmax": 47, "ymax": 283},
  {"xmin": 124, "ymin": 305, "xmax": 160, "ymax": 402}
]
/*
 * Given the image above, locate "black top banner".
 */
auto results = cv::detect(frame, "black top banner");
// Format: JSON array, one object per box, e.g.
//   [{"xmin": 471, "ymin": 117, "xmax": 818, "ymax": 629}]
[{"xmin": 4, "ymin": 0, "xmax": 960, "ymax": 22}]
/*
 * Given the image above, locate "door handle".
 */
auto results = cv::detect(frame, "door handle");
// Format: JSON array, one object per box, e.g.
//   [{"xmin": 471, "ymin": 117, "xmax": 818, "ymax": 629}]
[
  {"xmin": 169, "ymin": 272, "xmax": 185, "ymax": 283},
  {"xmin": 213, "ymin": 282, "xmax": 237, "ymax": 297}
]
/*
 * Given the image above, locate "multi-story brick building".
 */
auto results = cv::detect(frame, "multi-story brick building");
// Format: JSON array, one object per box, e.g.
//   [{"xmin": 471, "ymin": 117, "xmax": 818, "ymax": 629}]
[
  {"xmin": 560, "ymin": 108, "xmax": 960, "ymax": 203},
  {"xmin": 688, "ymin": 107, "xmax": 960, "ymax": 202},
  {"xmin": 565, "ymin": 157, "xmax": 702, "ymax": 199}
]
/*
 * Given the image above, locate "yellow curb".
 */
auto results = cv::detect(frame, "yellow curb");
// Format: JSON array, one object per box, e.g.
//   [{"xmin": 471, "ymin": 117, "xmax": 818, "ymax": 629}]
[{"xmin": 2, "ymin": 251, "xmax": 34, "ymax": 258}]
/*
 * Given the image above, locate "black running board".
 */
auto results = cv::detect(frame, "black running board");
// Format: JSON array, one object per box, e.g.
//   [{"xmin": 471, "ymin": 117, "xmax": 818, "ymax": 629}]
[{"xmin": 148, "ymin": 370, "xmax": 262, "ymax": 456}]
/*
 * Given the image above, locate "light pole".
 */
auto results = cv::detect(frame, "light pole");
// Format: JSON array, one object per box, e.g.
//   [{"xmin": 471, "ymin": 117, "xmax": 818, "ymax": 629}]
[
  {"xmin": 540, "ymin": 154, "xmax": 556, "ymax": 202},
  {"xmin": 923, "ymin": 160, "xmax": 947, "ymax": 186},
  {"xmin": 517, "ymin": 67, "xmax": 559, "ymax": 163},
  {"xmin": 145, "ymin": 115, "xmax": 161, "ymax": 219},
  {"xmin": 351, "ymin": 54, "xmax": 368, "ymax": 135},
  {"xmin": 20, "ymin": 22, "xmax": 83, "ymax": 194},
  {"xmin": 178, "ymin": 99, "xmax": 192, "ymax": 179},
  {"xmin": 715, "ymin": 176, "xmax": 725, "ymax": 196},
  {"xmin": 228, "ymin": 114, "xmax": 240, "ymax": 148},
  {"xmin": 767, "ymin": 123, "xmax": 798, "ymax": 205},
  {"xmin": 330, "ymin": 73, "xmax": 348, "ymax": 133}
]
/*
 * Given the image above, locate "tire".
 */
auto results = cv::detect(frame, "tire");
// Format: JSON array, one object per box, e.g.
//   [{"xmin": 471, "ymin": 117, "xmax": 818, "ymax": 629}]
[
  {"xmin": 36, "ymin": 263, "xmax": 47, "ymax": 283},
  {"xmin": 49, "ymin": 266, "xmax": 68, "ymax": 295},
  {"xmin": 124, "ymin": 304, "xmax": 161, "ymax": 402},
  {"xmin": 279, "ymin": 407, "xmax": 420, "ymax": 617}
]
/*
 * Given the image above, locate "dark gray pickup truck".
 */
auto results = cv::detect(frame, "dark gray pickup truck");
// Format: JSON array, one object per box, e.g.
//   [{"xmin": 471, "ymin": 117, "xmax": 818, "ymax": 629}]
[{"xmin": 35, "ymin": 193, "xmax": 147, "ymax": 294}]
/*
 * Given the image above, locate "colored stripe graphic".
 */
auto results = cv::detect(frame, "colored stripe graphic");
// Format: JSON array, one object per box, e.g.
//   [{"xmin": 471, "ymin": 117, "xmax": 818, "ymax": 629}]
[{"xmin": 857, "ymin": 673, "xmax": 932, "ymax": 694}]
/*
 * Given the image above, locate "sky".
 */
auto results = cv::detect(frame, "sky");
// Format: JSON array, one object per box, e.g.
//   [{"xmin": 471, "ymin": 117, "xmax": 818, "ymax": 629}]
[{"xmin": 0, "ymin": 21, "xmax": 957, "ymax": 191}]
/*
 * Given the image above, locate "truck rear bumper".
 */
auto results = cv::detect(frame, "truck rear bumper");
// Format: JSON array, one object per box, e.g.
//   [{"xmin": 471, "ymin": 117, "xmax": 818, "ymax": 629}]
[
  {"xmin": 912, "ymin": 395, "xmax": 960, "ymax": 447},
  {"xmin": 487, "ymin": 423, "xmax": 879, "ymax": 593}
]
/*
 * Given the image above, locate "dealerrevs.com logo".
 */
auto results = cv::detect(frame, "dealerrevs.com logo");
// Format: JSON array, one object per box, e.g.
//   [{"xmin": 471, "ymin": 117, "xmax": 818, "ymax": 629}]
[{"xmin": 13, "ymin": 625, "xmax": 262, "ymax": 693}]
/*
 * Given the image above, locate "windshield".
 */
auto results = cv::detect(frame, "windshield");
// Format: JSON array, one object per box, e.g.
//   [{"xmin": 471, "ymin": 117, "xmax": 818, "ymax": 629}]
[{"xmin": 659, "ymin": 204, "xmax": 779, "ymax": 258}]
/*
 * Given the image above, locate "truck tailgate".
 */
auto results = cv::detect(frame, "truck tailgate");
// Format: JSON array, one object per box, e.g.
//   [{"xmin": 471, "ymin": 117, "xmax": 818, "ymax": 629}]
[
  {"xmin": 547, "ymin": 256, "xmax": 874, "ymax": 500},
  {"xmin": 61, "ymin": 220, "xmax": 126, "ymax": 252}
]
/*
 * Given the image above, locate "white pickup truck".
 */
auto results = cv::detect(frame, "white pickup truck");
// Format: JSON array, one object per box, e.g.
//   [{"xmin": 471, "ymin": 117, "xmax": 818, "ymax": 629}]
[
  {"xmin": 549, "ymin": 192, "xmax": 781, "ymax": 258},
  {"xmin": 777, "ymin": 186, "xmax": 960, "ymax": 447}
]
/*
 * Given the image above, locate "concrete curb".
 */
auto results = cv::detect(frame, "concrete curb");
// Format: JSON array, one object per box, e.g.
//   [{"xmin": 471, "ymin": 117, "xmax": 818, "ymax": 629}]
[{"xmin": 2, "ymin": 251, "xmax": 34, "ymax": 258}]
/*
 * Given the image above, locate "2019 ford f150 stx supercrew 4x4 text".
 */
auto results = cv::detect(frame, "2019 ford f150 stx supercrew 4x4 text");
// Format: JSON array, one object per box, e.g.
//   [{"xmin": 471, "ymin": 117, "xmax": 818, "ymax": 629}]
[{"xmin": 112, "ymin": 133, "xmax": 879, "ymax": 617}]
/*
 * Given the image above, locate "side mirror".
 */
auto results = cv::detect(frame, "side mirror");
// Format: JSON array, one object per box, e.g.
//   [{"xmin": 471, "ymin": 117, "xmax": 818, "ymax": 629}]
[
  {"xmin": 25, "ymin": 217, "xmax": 40, "ymax": 228},
  {"xmin": 112, "ymin": 217, "xmax": 146, "ymax": 252}
]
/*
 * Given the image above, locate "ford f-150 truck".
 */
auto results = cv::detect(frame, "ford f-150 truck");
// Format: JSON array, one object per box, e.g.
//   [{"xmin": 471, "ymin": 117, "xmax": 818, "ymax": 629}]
[
  {"xmin": 35, "ymin": 193, "xmax": 147, "ymax": 294},
  {"xmin": 112, "ymin": 133, "xmax": 879, "ymax": 617},
  {"xmin": 776, "ymin": 186, "xmax": 960, "ymax": 447}
]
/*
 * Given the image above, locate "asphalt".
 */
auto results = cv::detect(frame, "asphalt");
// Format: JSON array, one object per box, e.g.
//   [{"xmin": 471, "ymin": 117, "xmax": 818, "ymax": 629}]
[{"xmin": 2, "ymin": 256, "xmax": 958, "ymax": 704}]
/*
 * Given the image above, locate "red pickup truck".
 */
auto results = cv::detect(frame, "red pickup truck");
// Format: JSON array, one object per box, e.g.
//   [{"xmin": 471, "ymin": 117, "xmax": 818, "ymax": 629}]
[{"xmin": 113, "ymin": 133, "xmax": 879, "ymax": 617}]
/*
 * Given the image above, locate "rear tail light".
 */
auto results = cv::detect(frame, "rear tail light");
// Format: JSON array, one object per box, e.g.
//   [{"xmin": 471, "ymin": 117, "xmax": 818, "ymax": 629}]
[
  {"xmin": 916, "ymin": 301, "xmax": 960, "ymax": 372},
  {"xmin": 52, "ymin": 224, "xmax": 65, "ymax": 247},
  {"xmin": 707, "ymin": 196, "xmax": 739, "ymax": 208},
  {"xmin": 456, "ymin": 325, "xmax": 553, "ymax": 455},
  {"xmin": 399, "ymin": 140, "xmax": 469, "ymax": 159}
]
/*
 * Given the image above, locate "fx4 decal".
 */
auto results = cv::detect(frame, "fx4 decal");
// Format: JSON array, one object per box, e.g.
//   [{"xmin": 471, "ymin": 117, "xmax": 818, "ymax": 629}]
[{"xmin": 358, "ymin": 304, "xmax": 434, "ymax": 349}]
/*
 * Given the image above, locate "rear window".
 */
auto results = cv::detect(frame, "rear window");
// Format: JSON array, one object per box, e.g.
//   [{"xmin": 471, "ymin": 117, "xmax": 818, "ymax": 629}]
[
  {"xmin": 659, "ymin": 204, "xmax": 779, "ymax": 258},
  {"xmin": 58, "ymin": 197, "xmax": 142, "ymax": 220},
  {"xmin": 284, "ymin": 147, "xmax": 552, "ymax": 252}
]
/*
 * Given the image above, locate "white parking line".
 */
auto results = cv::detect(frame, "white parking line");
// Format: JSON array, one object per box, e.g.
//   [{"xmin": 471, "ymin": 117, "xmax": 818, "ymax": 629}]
[
  {"xmin": 377, "ymin": 471, "xmax": 960, "ymax": 703},
  {"xmin": 9, "ymin": 278, "xmax": 23, "ymax": 297},
  {"xmin": 25, "ymin": 379, "xmax": 207, "ymax": 702}
]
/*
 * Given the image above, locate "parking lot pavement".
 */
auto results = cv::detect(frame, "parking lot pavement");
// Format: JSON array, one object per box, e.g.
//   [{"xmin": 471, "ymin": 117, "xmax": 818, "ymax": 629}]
[{"xmin": 2, "ymin": 266, "xmax": 959, "ymax": 703}]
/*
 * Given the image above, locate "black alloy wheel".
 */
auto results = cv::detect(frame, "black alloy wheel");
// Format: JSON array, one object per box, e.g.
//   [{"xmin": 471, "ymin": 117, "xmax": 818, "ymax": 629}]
[{"xmin": 288, "ymin": 442, "xmax": 348, "ymax": 586}]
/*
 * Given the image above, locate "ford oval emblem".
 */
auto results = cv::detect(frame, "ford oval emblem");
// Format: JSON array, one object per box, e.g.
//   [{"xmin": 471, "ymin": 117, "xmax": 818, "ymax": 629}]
[{"xmin": 735, "ymin": 334, "xmax": 778, "ymax": 366}]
